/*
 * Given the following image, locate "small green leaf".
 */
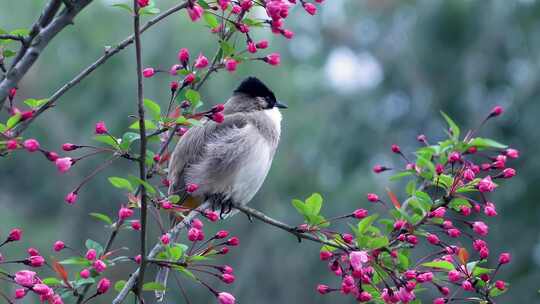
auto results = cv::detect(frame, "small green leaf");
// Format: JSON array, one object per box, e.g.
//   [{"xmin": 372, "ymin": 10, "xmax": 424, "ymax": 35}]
[
  {"xmin": 187, "ymin": 118, "xmax": 203, "ymax": 126},
  {"xmin": 467, "ymin": 137, "xmax": 507, "ymax": 149},
  {"xmin": 144, "ymin": 98, "xmax": 161, "ymax": 121},
  {"xmin": 120, "ymin": 132, "xmax": 140, "ymax": 151},
  {"xmin": 441, "ymin": 111, "xmax": 460, "ymax": 140},
  {"xmin": 10, "ymin": 28, "xmax": 30, "ymax": 36},
  {"xmin": 291, "ymin": 199, "xmax": 306, "ymax": 216},
  {"xmin": 108, "ymin": 177, "xmax": 135, "ymax": 192},
  {"xmin": 42, "ymin": 277, "xmax": 63, "ymax": 286},
  {"xmin": 114, "ymin": 280, "xmax": 127, "ymax": 292},
  {"xmin": 23, "ymin": 98, "xmax": 49, "ymax": 108},
  {"xmin": 112, "ymin": 3, "xmax": 133, "ymax": 13},
  {"xmin": 185, "ymin": 89, "xmax": 200, "ymax": 104},
  {"xmin": 60, "ymin": 257, "xmax": 91, "ymax": 266},
  {"xmin": 169, "ymin": 244, "xmax": 188, "ymax": 261},
  {"xmin": 203, "ymin": 12, "xmax": 219, "ymax": 28},
  {"xmin": 197, "ymin": 0, "xmax": 210, "ymax": 9},
  {"xmin": 389, "ymin": 171, "xmax": 414, "ymax": 181},
  {"xmin": 368, "ymin": 236, "xmax": 389, "ymax": 249},
  {"xmin": 129, "ymin": 119, "xmax": 157, "ymax": 130},
  {"xmin": 6, "ymin": 113, "xmax": 21, "ymax": 129},
  {"xmin": 140, "ymin": 6, "xmax": 160, "ymax": 15},
  {"xmin": 174, "ymin": 266, "xmax": 197, "ymax": 281},
  {"xmin": 448, "ymin": 198, "xmax": 471, "ymax": 211},
  {"xmin": 305, "ymin": 193, "xmax": 323, "ymax": 216},
  {"xmin": 421, "ymin": 261, "xmax": 455, "ymax": 271},
  {"xmin": 129, "ymin": 175, "xmax": 157, "ymax": 194},
  {"xmin": 358, "ymin": 214, "xmax": 379, "ymax": 235},
  {"xmin": 93, "ymin": 135, "xmax": 120, "ymax": 149},
  {"xmin": 142, "ymin": 282, "xmax": 166, "ymax": 291},
  {"xmin": 176, "ymin": 116, "xmax": 187, "ymax": 124},
  {"xmin": 220, "ymin": 41, "xmax": 235, "ymax": 57},
  {"xmin": 89, "ymin": 212, "xmax": 113, "ymax": 225},
  {"xmin": 2, "ymin": 49, "xmax": 16, "ymax": 57}
]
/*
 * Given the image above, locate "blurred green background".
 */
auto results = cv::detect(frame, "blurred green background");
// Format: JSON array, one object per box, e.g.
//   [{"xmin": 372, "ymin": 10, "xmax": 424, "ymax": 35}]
[{"xmin": 1, "ymin": 0, "xmax": 539, "ymax": 303}]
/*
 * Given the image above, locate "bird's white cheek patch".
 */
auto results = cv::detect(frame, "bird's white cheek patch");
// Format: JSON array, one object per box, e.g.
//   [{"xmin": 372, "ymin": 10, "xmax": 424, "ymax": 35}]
[{"xmin": 265, "ymin": 108, "xmax": 282, "ymax": 134}]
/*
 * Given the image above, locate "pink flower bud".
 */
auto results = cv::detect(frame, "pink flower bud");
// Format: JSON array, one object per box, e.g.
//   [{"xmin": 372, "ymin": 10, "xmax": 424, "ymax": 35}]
[
  {"xmin": 85, "ymin": 249, "xmax": 97, "ymax": 261},
  {"xmin": 194, "ymin": 54, "xmax": 209, "ymax": 69},
  {"xmin": 204, "ymin": 209, "xmax": 219, "ymax": 222},
  {"xmin": 467, "ymin": 146, "xmax": 478, "ymax": 154},
  {"xmin": 219, "ymin": 246, "xmax": 229, "ymax": 255},
  {"xmin": 142, "ymin": 68, "xmax": 155, "ymax": 78},
  {"xmin": 240, "ymin": 0, "xmax": 253, "ymax": 10},
  {"xmin": 317, "ymin": 284, "xmax": 330, "ymax": 295},
  {"xmin": 303, "ymin": 2, "xmax": 317, "ymax": 15},
  {"xmin": 218, "ymin": 0, "xmax": 230, "ymax": 10},
  {"xmin": 447, "ymin": 228, "xmax": 461, "ymax": 238},
  {"xmin": 416, "ymin": 272, "xmax": 433, "ymax": 283},
  {"xmin": 342, "ymin": 233, "xmax": 354, "ymax": 244},
  {"xmin": 256, "ymin": 40, "xmax": 269, "ymax": 49},
  {"xmin": 53, "ymin": 241, "xmax": 65, "ymax": 252},
  {"xmin": 373, "ymin": 165, "xmax": 388, "ymax": 173},
  {"xmin": 265, "ymin": 53, "xmax": 281, "ymax": 66},
  {"xmin": 21, "ymin": 110, "xmax": 34, "ymax": 120},
  {"xmin": 161, "ymin": 200, "xmax": 173, "ymax": 209},
  {"xmin": 247, "ymin": 41, "xmax": 257, "ymax": 53},
  {"xmin": 188, "ymin": 228, "xmax": 200, "ymax": 242},
  {"xmin": 391, "ymin": 144, "xmax": 401, "ymax": 153},
  {"xmin": 221, "ymin": 273, "xmax": 235, "ymax": 284},
  {"xmin": 191, "ymin": 218, "xmax": 203, "ymax": 230},
  {"xmin": 187, "ymin": 4, "xmax": 204, "ymax": 22},
  {"xmin": 484, "ymin": 202, "xmax": 497, "ymax": 217},
  {"xmin": 417, "ymin": 134, "xmax": 427, "ymax": 142},
  {"xmin": 435, "ymin": 163, "xmax": 444, "ymax": 175},
  {"xmin": 358, "ymin": 291, "xmax": 372, "ymax": 302},
  {"xmin": 406, "ymin": 234, "xmax": 418, "ymax": 245},
  {"xmin": 319, "ymin": 251, "xmax": 332, "ymax": 261},
  {"xmin": 55, "ymin": 157, "xmax": 73, "ymax": 173},
  {"xmin": 349, "ymin": 251, "xmax": 369, "ymax": 272},
  {"xmin": 216, "ymin": 230, "xmax": 229, "ymax": 239},
  {"xmin": 448, "ymin": 270, "xmax": 462, "ymax": 282},
  {"xmin": 212, "ymin": 103, "xmax": 225, "ymax": 113},
  {"xmin": 8, "ymin": 228, "xmax": 23, "ymax": 242},
  {"xmin": 93, "ymin": 259, "xmax": 107, "ymax": 273},
  {"xmin": 429, "ymin": 207, "xmax": 446, "ymax": 218},
  {"xmin": 97, "ymin": 278, "xmax": 110, "ymax": 294},
  {"xmin": 478, "ymin": 176, "xmax": 497, "ymax": 192},
  {"xmin": 137, "ymin": 0, "xmax": 149, "ymax": 7},
  {"xmin": 80, "ymin": 268, "xmax": 90, "ymax": 279},
  {"xmin": 27, "ymin": 255, "xmax": 45, "ymax": 267},
  {"xmin": 161, "ymin": 233, "xmax": 171, "ymax": 245},
  {"xmin": 6, "ymin": 139, "xmax": 18, "ymax": 150},
  {"xmin": 95, "ymin": 121, "xmax": 108, "ymax": 134},
  {"xmin": 183, "ymin": 73, "xmax": 196, "ymax": 85},
  {"xmin": 490, "ymin": 105, "xmax": 503, "ymax": 117},
  {"xmin": 23, "ymin": 139, "xmax": 40, "ymax": 152},
  {"xmin": 217, "ymin": 292, "xmax": 235, "ymax": 304},
  {"xmin": 178, "ymin": 48, "xmax": 190, "ymax": 64},
  {"xmin": 170, "ymin": 81, "xmax": 180, "ymax": 92},
  {"xmin": 225, "ymin": 58, "xmax": 238, "ymax": 72},
  {"xmin": 227, "ymin": 236, "xmax": 239, "ymax": 246},
  {"xmin": 118, "ymin": 206, "xmax": 134, "ymax": 220},
  {"xmin": 472, "ymin": 221, "xmax": 489, "ymax": 236},
  {"xmin": 426, "ymin": 233, "xmax": 440, "ymax": 245},
  {"xmin": 498, "ymin": 252, "xmax": 511, "ymax": 264},
  {"xmin": 237, "ymin": 23, "xmax": 249, "ymax": 33},
  {"xmin": 221, "ymin": 265, "xmax": 234, "ymax": 274},
  {"xmin": 505, "ymin": 148, "xmax": 519, "ymax": 159},
  {"xmin": 461, "ymin": 280, "xmax": 474, "ymax": 291},
  {"xmin": 62, "ymin": 143, "xmax": 78, "ymax": 151},
  {"xmin": 186, "ymin": 183, "xmax": 199, "ymax": 193},
  {"xmin": 27, "ymin": 248, "xmax": 40, "ymax": 256},
  {"xmin": 134, "ymin": 254, "xmax": 142, "ymax": 264},
  {"xmin": 131, "ymin": 220, "xmax": 141, "ymax": 230},
  {"xmin": 448, "ymin": 151, "xmax": 461, "ymax": 163},
  {"xmin": 15, "ymin": 288, "xmax": 26, "ymax": 299},
  {"xmin": 8, "ymin": 87, "xmax": 17, "ymax": 99},
  {"xmin": 352, "ymin": 208, "xmax": 368, "ymax": 219},
  {"xmin": 33, "ymin": 284, "xmax": 52, "ymax": 296},
  {"xmin": 433, "ymin": 298, "xmax": 445, "ymax": 304},
  {"xmin": 460, "ymin": 205, "xmax": 471, "ymax": 216},
  {"xmin": 366, "ymin": 193, "xmax": 379, "ymax": 202},
  {"xmin": 211, "ymin": 112, "xmax": 225, "ymax": 123},
  {"xmin": 495, "ymin": 280, "xmax": 506, "ymax": 290},
  {"xmin": 45, "ymin": 151, "xmax": 58, "ymax": 161},
  {"xmin": 502, "ymin": 168, "xmax": 516, "ymax": 178},
  {"xmin": 480, "ymin": 247, "xmax": 490, "ymax": 259},
  {"xmin": 393, "ymin": 219, "xmax": 406, "ymax": 231},
  {"xmin": 463, "ymin": 168, "xmax": 475, "ymax": 181},
  {"xmin": 282, "ymin": 29, "xmax": 294, "ymax": 39},
  {"xmin": 231, "ymin": 5, "xmax": 242, "ymax": 14}
]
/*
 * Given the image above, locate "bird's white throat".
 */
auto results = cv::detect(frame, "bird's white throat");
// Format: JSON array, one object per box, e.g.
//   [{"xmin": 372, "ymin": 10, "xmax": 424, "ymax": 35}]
[{"xmin": 265, "ymin": 107, "xmax": 282, "ymax": 134}]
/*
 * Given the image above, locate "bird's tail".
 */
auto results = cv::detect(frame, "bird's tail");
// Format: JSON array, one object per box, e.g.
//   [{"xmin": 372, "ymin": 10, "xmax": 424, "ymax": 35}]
[{"xmin": 154, "ymin": 202, "xmax": 209, "ymax": 302}]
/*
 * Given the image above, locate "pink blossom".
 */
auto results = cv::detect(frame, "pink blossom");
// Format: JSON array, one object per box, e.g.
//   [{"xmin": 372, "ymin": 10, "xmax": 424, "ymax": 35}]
[
  {"xmin": 15, "ymin": 289, "xmax": 26, "ymax": 299},
  {"xmin": 93, "ymin": 259, "xmax": 107, "ymax": 273},
  {"xmin": 448, "ymin": 151, "xmax": 461, "ymax": 163},
  {"xmin": 221, "ymin": 273, "xmax": 235, "ymax": 284},
  {"xmin": 95, "ymin": 121, "xmax": 108, "ymax": 134},
  {"xmin": 349, "ymin": 251, "xmax": 368, "ymax": 272},
  {"xmin": 204, "ymin": 209, "xmax": 219, "ymax": 222},
  {"xmin": 265, "ymin": 53, "xmax": 281, "ymax": 66},
  {"xmin": 178, "ymin": 48, "xmax": 190, "ymax": 64},
  {"xmin": 80, "ymin": 268, "xmax": 90, "ymax": 279},
  {"xmin": 317, "ymin": 284, "xmax": 330, "ymax": 294},
  {"xmin": 247, "ymin": 41, "xmax": 257, "ymax": 53},
  {"xmin": 134, "ymin": 254, "xmax": 142, "ymax": 264},
  {"xmin": 502, "ymin": 168, "xmax": 516, "ymax": 178},
  {"xmin": 461, "ymin": 280, "xmax": 474, "ymax": 291},
  {"xmin": 426, "ymin": 233, "xmax": 440, "ymax": 245},
  {"xmin": 240, "ymin": 0, "xmax": 253, "ymax": 10},
  {"xmin": 352, "ymin": 208, "xmax": 368, "ymax": 219},
  {"xmin": 393, "ymin": 219, "xmax": 406, "ymax": 230},
  {"xmin": 14, "ymin": 270, "xmax": 36, "ymax": 287},
  {"xmin": 33, "ymin": 284, "xmax": 52, "ymax": 296},
  {"xmin": 65, "ymin": 192, "xmax": 78, "ymax": 204},
  {"xmin": 218, "ymin": 292, "xmax": 235, "ymax": 304},
  {"xmin": 448, "ymin": 270, "xmax": 462, "ymax": 282},
  {"xmin": 227, "ymin": 236, "xmax": 239, "ymax": 246},
  {"xmin": 484, "ymin": 202, "xmax": 497, "ymax": 217},
  {"xmin": 85, "ymin": 249, "xmax": 97, "ymax": 261},
  {"xmin": 188, "ymin": 228, "xmax": 200, "ymax": 242},
  {"xmin": 8, "ymin": 228, "xmax": 23, "ymax": 241},
  {"xmin": 118, "ymin": 206, "xmax": 134, "ymax": 220},
  {"xmin": 367, "ymin": 193, "xmax": 379, "ymax": 202},
  {"xmin": 463, "ymin": 168, "xmax": 475, "ymax": 181},
  {"xmin": 256, "ymin": 40, "xmax": 269, "ymax": 49},
  {"xmin": 303, "ymin": 2, "xmax": 317, "ymax": 15},
  {"xmin": 433, "ymin": 298, "xmax": 445, "ymax": 304},
  {"xmin": 358, "ymin": 291, "xmax": 372, "ymax": 302},
  {"xmin": 142, "ymin": 68, "xmax": 155, "ymax": 78},
  {"xmin": 23, "ymin": 139, "xmax": 40, "ymax": 152},
  {"xmin": 397, "ymin": 287, "xmax": 415, "ymax": 303},
  {"xmin": 53, "ymin": 241, "xmax": 65, "ymax": 252},
  {"xmin": 416, "ymin": 272, "xmax": 433, "ymax": 283},
  {"xmin": 231, "ymin": 5, "xmax": 242, "ymax": 14},
  {"xmin": 186, "ymin": 183, "xmax": 199, "ymax": 193},
  {"xmin": 97, "ymin": 278, "xmax": 111, "ymax": 294},
  {"xmin": 460, "ymin": 205, "xmax": 471, "ymax": 216},
  {"xmin": 218, "ymin": 0, "xmax": 230, "ymax": 10},
  {"xmin": 472, "ymin": 221, "xmax": 489, "ymax": 236},
  {"xmin": 505, "ymin": 148, "xmax": 519, "ymax": 159},
  {"xmin": 490, "ymin": 105, "xmax": 503, "ymax": 117},
  {"xmin": 137, "ymin": 0, "xmax": 149, "ymax": 7},
  {"xmin": 499, "ymin": 252, "xmax": 511, "ymax": 264},
  {"xmin": 161, "ymin": 200, "xmax": 173, "ymax": 209},
  {"xmin": 161, "ymin": 233, "xmax": 170, "ymax": 245},
  {"xmin": 429, "ymin": 207, "xmax": 446, "ymax": 218},
  {"xmin": 447, "ymin": 228, "xmax": 461, "ymax": 238},
  {"xmin": 319, "ymin": 251, "xmax": 332, "ymax": 261},
  {"xmin": 6, "ymin": 139, "xmax": 18, "ymax": 150},
  {"xmin": 55, "ymin": 157, "xmax": 72, "ymax": 173},
  {"xmin": 478, "ymin": 176, "xmax": 497, "ymax": 192},
  {"xmin": 27, "ymin": 255, "xmax": 45, "ymax": 267},
  {"xmin": 495, "ymin": 280, "xmax": 506, "ymax": 290},
  {"xmin": 183, "ymin": 73, "xmax": 196, "ymax": 85},
  {"xmin": 194, "ymin": 54, "xmax": 209, "ymax": 69},
  {"xmin": 225, "ymin": 58, "xmax": 238, "ymax": 72},
  {"xmin": 131, "ymin": 220, "xmax": 141, "ymax": 230}
]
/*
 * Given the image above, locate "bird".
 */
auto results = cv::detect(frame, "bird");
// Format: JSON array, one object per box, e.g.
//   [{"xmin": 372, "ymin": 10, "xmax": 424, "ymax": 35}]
[{"xmin": 155, "ymin": 76, "xmax": 287, "ymax": 300}]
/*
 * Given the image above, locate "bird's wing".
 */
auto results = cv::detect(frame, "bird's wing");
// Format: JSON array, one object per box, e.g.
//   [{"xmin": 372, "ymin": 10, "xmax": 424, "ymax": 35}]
[{"xmin": 167, "ymin": 113, "xmax": 250, "ymax": 202}]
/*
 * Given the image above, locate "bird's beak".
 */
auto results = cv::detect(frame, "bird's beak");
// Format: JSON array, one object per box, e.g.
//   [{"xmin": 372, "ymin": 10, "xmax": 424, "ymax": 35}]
[{"xmin": 275, "ymin": 101, "xmax": 288, "ymax": 109}]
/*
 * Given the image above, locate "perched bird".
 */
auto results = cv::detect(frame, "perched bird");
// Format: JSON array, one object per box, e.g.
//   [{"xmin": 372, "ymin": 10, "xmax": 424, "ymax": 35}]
[{"xmin": 155, "ymin": 76, "xmax": 287, "ymax": 300}]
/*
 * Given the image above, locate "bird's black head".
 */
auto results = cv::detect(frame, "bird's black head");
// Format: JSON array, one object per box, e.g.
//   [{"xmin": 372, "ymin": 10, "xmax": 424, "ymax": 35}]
[{"xmin": 233, "ymin": 77, "xmax": 287, "ymax": 110}]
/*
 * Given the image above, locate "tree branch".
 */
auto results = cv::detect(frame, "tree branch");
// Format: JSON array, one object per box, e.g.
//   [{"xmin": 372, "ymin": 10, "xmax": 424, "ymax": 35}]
[
  {"xmin": 0, "ymin": 0, "xmax": 93, "ymax": 109},
  {"xmin": 11, "ymin": 1, "xmax": 189, "ymax": 136}
]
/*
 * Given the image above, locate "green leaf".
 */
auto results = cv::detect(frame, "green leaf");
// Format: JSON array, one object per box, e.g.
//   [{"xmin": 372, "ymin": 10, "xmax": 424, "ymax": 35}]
[
  {"xmin": 220, "ymin": 41, "xmax": 235, "ymax": 57},
  {"xmin": 128, "ymin": 175, "xmax": 157, "ymax": 194},
  {"xmin": 142, "ymin": 282, "xmax": 166, "ymax": 291},
  {"xmin": 421, "ymin": 261, "xmax": 455, "ymax": 271},
  {"xmin": 203, "ymin": 12, "xmax": 219, "ymax": 28},
  {"xmin": 120, "ymin": 132, "xmax": 140, "ymax": 151},
  {"xmin": 389, "ymin": 171, "xmax": 414, "ymax": 181},
  {"xmin": 358, "ymin": 214, "xmax": 379, "ymax": 235},
  {"xmin": 93, "ymin": 135, "xmax": 120, "ymax": 149},
  {"xmin": 74, "ymin": 278, "xmax": 95, "ymax": 287},
  {"xmin": 60, "ymin": 257, "xmax": 91, "ymax": 266},
  {"xmin": 114, "ymin": 280, "xmax": 127, "ymax": 292},
  {"xmin": 185, "ymin": 89, "xmax": 200, "ymax": 104},
  {"xmin": 243, "ymin": 18, "xmax": 264, "ymax": 27},
  {"xmin": 10, "ymin": 28, "xmax": 30, "ymax": 36},
  {"xmin": 129, "ymin": 119, "xmax": 157, "ymax": 130},
  {"xmin": 2, "ymin": 49, "xmax": 16, "ymax": 57},
  {"xmin": 169, "ymin": 244, "xmax": 188, "ymax": 261},
  {"xmin": 85, "ymin": 239, "xmax": 104, "ymax": 256},
  {"xmin": 187, "ymin": 118, "xmax": 203, "ymax": 126},
  {"xmin": 368, "ymin": 236, "xmax": 389, "ymax": 249},
  {"xmin": 448, "ymin": 198, "xmax": 471, "ymax": 211},
  {"xmin": 291, "ymin": 199, "xmax": 306, "ymax": 216},
  {"xmin": 6, "ymin": 113, "xmax": 21, "ymax": 129},
  {"xmin": 112, "ymin": 3, "xmax": 133, "ymax": 13},
  {"xmin": 176, "ymin": 116, "xmax": 187, "ymax": 124},
  {"xmin": 42, "ymin": 277, "xmax": 62, "ymax": 286},
  {"xmin": 89, "ymin": 212, "xmax": 113, "ymax": 225},
  {"xmin": 108, "ymin": 177, "xmax": 135, "ymax": 192},
  {"xmin": 174, "ymin": 266, "xmax": 197, "ymax": 281},
  {"xmin": 144, "ymin": 98, "xmax": 161, "ymax": 121},
  {"xmin": 305, "ymin": 193, "xmax": 323, "ymax": 216},
  {"xmin": 0, "ymin": 123, "xmax": 6, "ymax": 132},
  {"xmin": 23, "ymin": 98, "xmax": 49, "ymax": 108},
  {"xmin": 440, "ymin": 111, "xmax": 460, "ymax": 140},
  {"xmin": 468, "ymin": 137, "xmax": 507, "ymax": 149},
  {"xmin": 140, "ymin": 6, "xmax": 160, "ymax": 15},
  {"xmin": 416, "ymin": 155, "xmax": 435, "ymax": 179}
]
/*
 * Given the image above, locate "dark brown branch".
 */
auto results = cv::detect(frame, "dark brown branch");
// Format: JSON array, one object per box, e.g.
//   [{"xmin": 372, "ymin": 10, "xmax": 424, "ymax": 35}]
[
  {"xmin": 0, "ymin": 0, "xmax": 93, "ymax": 109},
  {"xmin": 12, "ymin": 1, "xmax": 189, "ymax": 136},
  {"xmin": 0, "ymin": 35, "xmax": 26, "ymax": 43}
]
